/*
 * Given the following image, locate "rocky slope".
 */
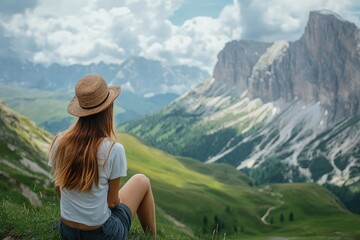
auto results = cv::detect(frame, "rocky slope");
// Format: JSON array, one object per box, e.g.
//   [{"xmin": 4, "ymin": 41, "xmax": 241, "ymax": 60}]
[{"xmin": 0, "ymin": 102, "xmax": 53, "ymax": 206}]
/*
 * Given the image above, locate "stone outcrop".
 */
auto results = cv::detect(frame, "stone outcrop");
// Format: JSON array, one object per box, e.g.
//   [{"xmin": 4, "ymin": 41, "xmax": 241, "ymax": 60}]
[{"xmin": 213, "ymin": 40, "xmax": 271, "ymax": 95}]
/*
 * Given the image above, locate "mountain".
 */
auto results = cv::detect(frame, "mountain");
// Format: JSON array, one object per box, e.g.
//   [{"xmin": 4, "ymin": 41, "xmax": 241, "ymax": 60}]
[
  {"xmin": 115, "ymin": 56, "xmax": 210, "ymax": 97},
  {"xmin": 0, "ymin": 56, "xmax": 209, "ymax": 133},
  {"xmin": 248, "ymin": 10, "xmax": 360, "ymax": 123},
  {"xmin": 0, "ymin": 58, "xmax": 119, "ymax": 91},
  {"xmin": 0, "ymin": 56, "xmax": 209, "ymax": 96},
  {"xmin": 1, "ymin": 103, "xmax": 360, "ymax": 239},
  {"xmin": 124, "ymin": 10, "xmax": 360, "ymax": 190}
]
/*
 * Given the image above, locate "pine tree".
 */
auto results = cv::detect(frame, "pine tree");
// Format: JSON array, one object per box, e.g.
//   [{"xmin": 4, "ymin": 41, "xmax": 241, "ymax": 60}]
[
  {"xmin": 289, "ymin": 212, "xmax": 294, "ymax": 222},
  {"xmin": 280, "ymin": 213, "xmax": 284, "ymax": 223}
]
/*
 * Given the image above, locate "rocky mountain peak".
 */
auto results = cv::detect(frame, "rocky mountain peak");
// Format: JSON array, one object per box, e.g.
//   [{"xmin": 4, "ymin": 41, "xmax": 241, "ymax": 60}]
[
  {"xmin": 246, "ymin": 10, "xmax": 360, "ymax": 123},
  {"xmin": 301, "ymin": 10, "xmax": 359, "ymax": 59},
  {"xmin": 213, "ymin": 40, "xmax": 271, "ymax": 95}
]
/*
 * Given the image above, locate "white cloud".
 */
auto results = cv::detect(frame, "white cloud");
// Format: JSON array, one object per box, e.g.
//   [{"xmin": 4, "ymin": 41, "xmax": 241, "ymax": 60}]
[
  {"xmin": 0, "ymin": 0, "xmax": 358, "ymax": 72},
  {"xmin": 137, "ymin": 0, "xmax": 242, "ymax": 71},
  {"xmin": 239, "ymin": 0, "xmax": 357, "ymax": 42}
]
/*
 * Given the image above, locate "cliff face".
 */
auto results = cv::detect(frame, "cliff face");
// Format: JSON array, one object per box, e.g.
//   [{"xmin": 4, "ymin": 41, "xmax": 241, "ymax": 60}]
[
  {"xmin": 213, "ymin": 40, "xmax": 271, "ymax": 95},
  {"xmin": 247, "ymin": 10, "xmax": 360, "ymax": 123}
]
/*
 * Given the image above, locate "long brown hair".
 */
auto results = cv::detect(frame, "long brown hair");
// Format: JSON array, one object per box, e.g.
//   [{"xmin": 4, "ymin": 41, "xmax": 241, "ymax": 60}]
[{"xmin": 50, "ymin": 103, "xmax": 116, "ymax": 192}]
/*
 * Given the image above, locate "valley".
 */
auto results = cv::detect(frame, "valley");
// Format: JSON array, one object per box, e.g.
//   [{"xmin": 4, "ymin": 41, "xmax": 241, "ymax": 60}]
[{"xmin": 1, "ymin": 103, "xmax": 360, "ymax": 239}]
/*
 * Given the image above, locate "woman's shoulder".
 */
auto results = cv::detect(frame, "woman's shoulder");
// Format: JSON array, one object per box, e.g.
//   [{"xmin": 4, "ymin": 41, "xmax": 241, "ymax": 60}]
[
  {"xmin": 99, "ymin": 138, "xmax": 125, "ymax": 157},
  {"xmin": 101, "ymin": 138, "xmax": 123, "ymax": 149},
  {"xmin": 112, "ymin": 141, "xmax": 125, "ymax": 152}
]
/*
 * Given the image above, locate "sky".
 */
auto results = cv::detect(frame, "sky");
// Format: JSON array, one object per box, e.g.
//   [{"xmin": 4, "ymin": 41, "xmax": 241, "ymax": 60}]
[{"xmin": 0, "ymin": 0, "xmax": 359, "ymax": 73}]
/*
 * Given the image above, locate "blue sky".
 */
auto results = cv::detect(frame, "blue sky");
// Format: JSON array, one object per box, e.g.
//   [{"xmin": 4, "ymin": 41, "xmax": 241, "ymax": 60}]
[
  {"xmin": 0, "ymin": 0, "xmax": 358, "ymax": 72},
  {"xmin": 170, "ymin": 0, "xmax": 233, "ymax": 25}
]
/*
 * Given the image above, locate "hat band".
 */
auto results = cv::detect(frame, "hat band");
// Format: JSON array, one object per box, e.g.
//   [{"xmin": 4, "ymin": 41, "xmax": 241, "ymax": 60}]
[{"xmin": 80, "ymin": 92, "xmax": 110, "ymax": 110}]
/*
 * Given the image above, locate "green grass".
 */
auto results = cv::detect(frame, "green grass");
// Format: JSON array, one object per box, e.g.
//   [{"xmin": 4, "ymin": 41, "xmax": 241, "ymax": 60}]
[{"xmin": 266, "ymin": 183, "xmax": 360, "ymax": 239}]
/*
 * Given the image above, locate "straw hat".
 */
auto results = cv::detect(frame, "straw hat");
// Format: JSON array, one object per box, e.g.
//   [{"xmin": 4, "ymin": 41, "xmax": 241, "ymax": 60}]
[{"xmin": 67, "ymin": 74, "xmax": 121, "ymax": 117}]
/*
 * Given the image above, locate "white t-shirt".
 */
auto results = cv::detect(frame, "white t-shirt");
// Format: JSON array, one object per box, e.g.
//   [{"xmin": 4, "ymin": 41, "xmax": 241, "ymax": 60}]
[{"xmin": 48, "ymin": 137, "xmax": 127, "ymax": 226}]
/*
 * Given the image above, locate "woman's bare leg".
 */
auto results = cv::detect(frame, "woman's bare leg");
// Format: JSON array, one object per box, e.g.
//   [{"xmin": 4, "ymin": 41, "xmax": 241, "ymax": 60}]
[{"xmin": 119, "ymin": 174, "xmax": 156, "ymax": 236}]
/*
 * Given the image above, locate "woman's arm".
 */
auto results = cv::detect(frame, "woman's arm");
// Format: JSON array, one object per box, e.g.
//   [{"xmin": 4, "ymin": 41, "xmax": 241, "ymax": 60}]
[{"xmin": 108, "ymin": 177, "xmax": 121, "ymax": 208}]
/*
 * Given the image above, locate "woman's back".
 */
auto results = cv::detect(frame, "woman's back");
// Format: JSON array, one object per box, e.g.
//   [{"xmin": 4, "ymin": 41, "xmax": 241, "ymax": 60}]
[{"xmin": 50, "ymin": 137, "xmax": 127, "ymax": 226}]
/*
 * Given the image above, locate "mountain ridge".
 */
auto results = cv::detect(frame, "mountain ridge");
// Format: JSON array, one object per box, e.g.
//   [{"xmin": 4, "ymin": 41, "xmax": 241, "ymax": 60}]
[{"xmin": 0, "ymin": 56, "xmax": 209, "ymax": 96}]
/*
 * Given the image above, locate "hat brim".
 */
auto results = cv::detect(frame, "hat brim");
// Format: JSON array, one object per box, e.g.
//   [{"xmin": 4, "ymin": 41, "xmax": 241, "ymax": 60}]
[{"xmin": 67, "ymin": 86, "xmax": 121, "ymax": 117}]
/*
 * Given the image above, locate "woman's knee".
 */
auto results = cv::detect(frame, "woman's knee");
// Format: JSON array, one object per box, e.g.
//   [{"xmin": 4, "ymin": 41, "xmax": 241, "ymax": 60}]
[{"xmin": 132, "ymin": 174, "xmax": 151, "ymax": 189}]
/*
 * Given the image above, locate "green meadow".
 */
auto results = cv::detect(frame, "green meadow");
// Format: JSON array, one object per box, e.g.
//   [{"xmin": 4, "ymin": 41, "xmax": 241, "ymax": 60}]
[{"xmin": 1, "ymin": 103, "xmax": 360, "ymax": 239}]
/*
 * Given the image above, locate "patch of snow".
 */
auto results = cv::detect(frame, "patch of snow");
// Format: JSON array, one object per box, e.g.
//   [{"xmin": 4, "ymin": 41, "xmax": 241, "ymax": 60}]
[
  {"xmin": 317, "ymin": 174, "xmax": 329, "ymax": 185},
  {"xmin": 143, "ymin": 92, "xmax": 155, "ymax": 98},
  {"xmin": 237, "ymin": 157, "xmax": 257, "ymax": 169},
  {"xmin": 159, "ymin": 84, "xmax": 188, "ymax": 95},
  {"xmin": 298, "ymin": 167, "xmax": 312, "ymax": 180},
  {"xmin": 331, "ymin": 155, "xmax": 360, "ymax": 186},
  {"xmin": 206, "ymin": 144, "xmax": 238, "ymax": 164},
  {"xmin": 121, "ymin": 81, "xmax": 134, "ymax": 93}
]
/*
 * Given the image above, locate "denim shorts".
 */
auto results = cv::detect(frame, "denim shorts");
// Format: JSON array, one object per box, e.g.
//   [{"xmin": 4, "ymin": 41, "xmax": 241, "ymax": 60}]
[{"xmin": 60, "ymin": 203, "xmax": 132, "ymax": 240}]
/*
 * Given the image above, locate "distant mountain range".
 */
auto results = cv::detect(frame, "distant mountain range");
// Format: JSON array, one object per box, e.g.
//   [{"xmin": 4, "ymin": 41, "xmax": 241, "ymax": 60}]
[
  {"xmin": 114, "ymin": 56, "xmax": 210, "ymax": 98},
  {"xmin": 124, "ymin": 10, "xmax": 360, "ymax": 189},
  {"xmin": 0, "ymin": 55, "xmax": 209, "ymax": 96},
  {"xmin": 0, "ymin": 56, "xmax": 209, "ymax": 133}
]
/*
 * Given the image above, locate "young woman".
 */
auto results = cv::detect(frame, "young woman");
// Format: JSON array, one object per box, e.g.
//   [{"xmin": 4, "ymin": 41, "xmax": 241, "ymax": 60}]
[{"xmin": 48, "ymin": 74, "xmax": 156, "ymax": 239}]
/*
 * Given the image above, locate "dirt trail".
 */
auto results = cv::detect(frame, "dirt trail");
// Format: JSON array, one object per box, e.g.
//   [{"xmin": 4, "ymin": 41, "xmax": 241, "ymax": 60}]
[
  {"xmin": 157, "ymin": 207, "xmax": 195, "ymax": 238},
  {"xmin": 259, "ymin": 186, "xmax": 284, "ymax": 225}
]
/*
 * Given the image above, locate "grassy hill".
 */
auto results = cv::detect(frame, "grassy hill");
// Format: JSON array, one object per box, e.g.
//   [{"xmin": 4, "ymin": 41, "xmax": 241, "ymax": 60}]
[{"xmin": 1, "ymin": 103, "xmax": 360, "ymax": 239}]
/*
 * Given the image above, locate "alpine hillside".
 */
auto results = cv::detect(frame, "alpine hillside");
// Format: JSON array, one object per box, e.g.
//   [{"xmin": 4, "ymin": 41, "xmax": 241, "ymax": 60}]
[{"xmin": 124, "ymin": 10, "xmax": 360, "ymax": 190}]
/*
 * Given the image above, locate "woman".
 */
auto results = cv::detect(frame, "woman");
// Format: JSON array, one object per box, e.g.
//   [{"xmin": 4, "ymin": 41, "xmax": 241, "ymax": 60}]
[{"xmin": 48, "ymin": 74, "xmax": 156, "ymax": 239}]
